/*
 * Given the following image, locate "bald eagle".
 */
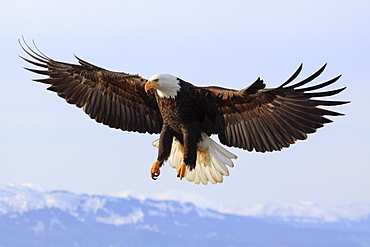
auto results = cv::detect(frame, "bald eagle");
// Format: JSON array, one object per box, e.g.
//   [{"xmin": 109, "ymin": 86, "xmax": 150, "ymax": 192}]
[{"xmin": 20, "ymin": 40, "xmax": 349, "ymax": 185}]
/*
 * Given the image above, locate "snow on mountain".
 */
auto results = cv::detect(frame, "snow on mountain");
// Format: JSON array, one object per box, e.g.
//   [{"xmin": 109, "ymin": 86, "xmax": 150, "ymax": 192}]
[
  {"xmin": 218, "ymin": 201, "xmax": 370, "ymax": 223},
  {"xmin": 0, "ymin": 183, "xmax": 226, "ymax": 224},
  {"xmin": 0, "ymin": 183, "xmax": 369, "ymax": 247},
  {"xmin": 2, "ymin": 183, "xmax": 369, "ymax": 223},
  {"xmin": 114, "ymin": 188, "xmax": 370, "ymax": 224}
]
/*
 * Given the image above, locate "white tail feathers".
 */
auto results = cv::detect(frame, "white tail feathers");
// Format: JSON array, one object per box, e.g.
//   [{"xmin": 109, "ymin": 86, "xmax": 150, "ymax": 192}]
[{"xmin": 152, "ymin": 133, "xmax": 237, "ymax": 185}]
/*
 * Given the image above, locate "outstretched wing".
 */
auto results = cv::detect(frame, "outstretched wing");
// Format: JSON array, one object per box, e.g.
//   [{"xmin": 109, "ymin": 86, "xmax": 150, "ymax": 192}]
[
  {"xmin": 198, "ymin": 64, "xmax": 349, "ymax": 152},
  {"xmin": 20, "ymin": 40, "xmax": 163, "ymax": 134}
]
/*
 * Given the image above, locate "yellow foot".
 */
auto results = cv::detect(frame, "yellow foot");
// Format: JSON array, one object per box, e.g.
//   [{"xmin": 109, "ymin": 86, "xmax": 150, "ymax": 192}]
[
  {"xmin": 150, "ymin": 160, "xmax": 161, "ymax": 180},
  {"xmin": 177, "ymin": 162, "xmax": 186, "ymax": 180}
]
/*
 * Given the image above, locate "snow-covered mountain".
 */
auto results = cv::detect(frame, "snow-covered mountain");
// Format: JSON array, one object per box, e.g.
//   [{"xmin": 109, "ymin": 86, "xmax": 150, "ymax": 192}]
[{"xmin": 0, "ymin": 184, "xmax": 369, "ymax": 247}]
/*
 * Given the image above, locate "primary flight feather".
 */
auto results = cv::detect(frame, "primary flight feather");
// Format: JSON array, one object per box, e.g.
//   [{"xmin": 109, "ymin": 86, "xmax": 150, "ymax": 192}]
[{"xmin": 20, "ymin": 39, "xmax": 349, "ymax": 185}]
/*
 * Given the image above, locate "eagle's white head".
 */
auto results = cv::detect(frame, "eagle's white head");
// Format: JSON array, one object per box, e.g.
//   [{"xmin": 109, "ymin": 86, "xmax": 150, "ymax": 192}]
[{"xmin": 145, "ymin": 74, "xmax": 181, "ymax": 99}]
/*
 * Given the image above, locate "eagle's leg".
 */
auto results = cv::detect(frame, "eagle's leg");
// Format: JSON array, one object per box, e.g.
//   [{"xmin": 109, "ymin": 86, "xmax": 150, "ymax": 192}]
[
  {"xmin": 150, "ymin": 160, "xmax": 162, "ymax": 180},
  {"xmin": 177, "ymin": 128, "xmax": 199, "ymax": 180},
  {"xmin": 177, "ymin": 162, "xmax": 186, "ymax": 180},
  {"xmin": 151, "ymin": 126, "xmax": 174, "ymax": 180}
]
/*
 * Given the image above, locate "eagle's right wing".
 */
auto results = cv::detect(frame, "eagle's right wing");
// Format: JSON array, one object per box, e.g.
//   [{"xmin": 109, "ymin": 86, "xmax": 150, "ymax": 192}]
[{"xmin": 20, "ymin": 40, "xmax": 163, "ymax": 134}]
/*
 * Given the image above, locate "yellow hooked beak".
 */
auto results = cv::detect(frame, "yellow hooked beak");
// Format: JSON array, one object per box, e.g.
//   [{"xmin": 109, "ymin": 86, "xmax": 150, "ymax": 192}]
[{"xmin": 144, "ymin": 80, "xmax": 158, "ymax": 93}]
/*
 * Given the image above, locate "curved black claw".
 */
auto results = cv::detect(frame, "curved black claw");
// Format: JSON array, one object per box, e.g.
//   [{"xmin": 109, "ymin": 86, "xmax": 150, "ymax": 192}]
[{"xmin": 152, "ymin": 172, "xmax": 160, "ymax": 180}]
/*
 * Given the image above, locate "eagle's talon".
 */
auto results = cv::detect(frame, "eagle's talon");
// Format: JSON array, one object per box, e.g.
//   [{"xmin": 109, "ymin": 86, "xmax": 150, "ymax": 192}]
[
  {"xmin": 150, "ymin": 161, "xmax": 161, "ymax": 180},
  {"xmin": 152, "ymin": 172, "xmax": 160, "ymax": 180},
  {"xmin": 177, "ymin": 162, "xmax": 186, "ymax": 180}
]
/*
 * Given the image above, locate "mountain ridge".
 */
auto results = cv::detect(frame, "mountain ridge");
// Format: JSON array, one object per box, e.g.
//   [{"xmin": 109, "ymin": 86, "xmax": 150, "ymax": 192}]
[
  {"xmin": 1, "ymin": 183, "xmax": 369, "ymax": 222},
  {"xmin": 1, "ymin": 184, "xmax": 369, "ymax": 247}
]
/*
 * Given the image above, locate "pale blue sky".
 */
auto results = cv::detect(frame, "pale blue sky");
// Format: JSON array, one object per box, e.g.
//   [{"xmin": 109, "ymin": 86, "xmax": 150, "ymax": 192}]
[{"xmin": 0, "ymin": 0, "xmax": 368, "ymax": 210}]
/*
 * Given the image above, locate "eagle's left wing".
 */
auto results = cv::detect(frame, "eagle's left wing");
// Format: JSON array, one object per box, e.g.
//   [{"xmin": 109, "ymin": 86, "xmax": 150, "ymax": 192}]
[{"xmin": 197, "ymin": 64, "xmax": 349, "ymax": 152}]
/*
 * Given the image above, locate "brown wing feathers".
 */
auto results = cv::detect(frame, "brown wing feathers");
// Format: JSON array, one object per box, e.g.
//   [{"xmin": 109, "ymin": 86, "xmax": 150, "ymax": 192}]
[
  {"xmin": 20, "ymin": 40, "xmax": 162, "ymax": 134},
  {"xmin": 209, "ymin": 64, "xmax": 348, "ymax": 152}
]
